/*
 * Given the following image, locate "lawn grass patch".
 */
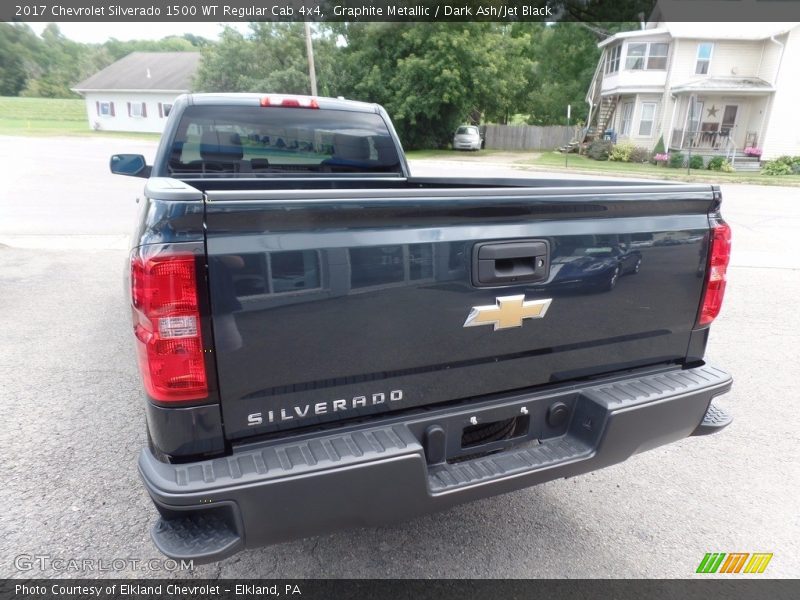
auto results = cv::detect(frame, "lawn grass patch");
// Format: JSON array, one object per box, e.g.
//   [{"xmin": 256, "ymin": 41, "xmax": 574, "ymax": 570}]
[
  {"xmin": 0, "ymin": 96, "xmax": 159, "ymax": 140},
  {"xmin": 524, "ymin": 151, "xmax": 800, "ymax": 187}
]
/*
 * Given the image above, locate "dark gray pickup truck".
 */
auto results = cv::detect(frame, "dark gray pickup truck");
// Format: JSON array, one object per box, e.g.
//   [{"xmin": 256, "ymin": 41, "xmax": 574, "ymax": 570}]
[{"xmin": 112, "ymin": 93, "xmax": 733, "ymax": 563}]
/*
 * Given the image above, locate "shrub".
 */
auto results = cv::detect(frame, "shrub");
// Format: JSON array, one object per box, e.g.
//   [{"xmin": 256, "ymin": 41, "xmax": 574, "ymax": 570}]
[
  {"xmin": 762, "ymin": 160, "xmax": 793, "ymax": 175},
  {"xmin": 772, "ymin": 155, "xmax": 800, "ymax": 165},
  {"xmin": 587, "ymin": 139, "xmax": 614, "ymax": 161},
  {"xmin": 668, "ymin": 152, "xmax": 685, "ymax": 168},
  {"xmin": 653, "ymin": 135, "xmax": 666, "ymax": 156},
  {"xmin": 689, "ymin": 155, "xmax": 704, "ymax": 170},
  {"xmin": 707, "ymin": 156, "xmax": 726, "ymax": 171},
  {"xmin": 629, "ymin": 146, "xmax": 651, "ymax": 163},
  {"xmin": 609, "ymin": 141, "xmax": 635, "ymax": 162},
  {"xmin": 743, "ymin": 147, "xmax": 762, "ymax": 157},
  {"xmin": 720, "ymin": 160, "xmax": 735, "ymax": 173}
]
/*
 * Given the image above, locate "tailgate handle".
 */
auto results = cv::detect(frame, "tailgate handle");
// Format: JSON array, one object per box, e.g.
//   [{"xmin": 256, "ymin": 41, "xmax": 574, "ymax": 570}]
[{"xmin": 473, "ymin": 240, "xmax": 549, "ymax": 287}]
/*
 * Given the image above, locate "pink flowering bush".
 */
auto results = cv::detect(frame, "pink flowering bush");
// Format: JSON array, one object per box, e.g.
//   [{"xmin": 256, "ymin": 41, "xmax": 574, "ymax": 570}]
[
  {"xmin": 744, "ymin": 147, "xmax": 762, "ymax": 157},
  {"xmin": 653, "ymin": 153, "xmax": 670, "ymax": 164}
]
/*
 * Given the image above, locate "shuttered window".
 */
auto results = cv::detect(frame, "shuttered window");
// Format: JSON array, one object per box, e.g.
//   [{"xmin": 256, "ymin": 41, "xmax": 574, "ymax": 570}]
[
  {"xmin": 128, "ymin": 102, "xmax": 147, "ymax": 118},
  {"xmin": 97, "ymin": 101, "xmax": 115, "ymax": 117}
]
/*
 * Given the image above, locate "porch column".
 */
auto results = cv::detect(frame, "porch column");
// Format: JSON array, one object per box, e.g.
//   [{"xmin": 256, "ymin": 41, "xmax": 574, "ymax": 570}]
[{"xmin": 667, "ymin": 93, "xmax": 678, "ymax": 150}]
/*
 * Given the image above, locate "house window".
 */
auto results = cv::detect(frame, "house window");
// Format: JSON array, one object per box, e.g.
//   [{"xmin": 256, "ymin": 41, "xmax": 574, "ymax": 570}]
[
  {"xmin": 647, "ymin": 43, "xmax": 669, "ymax": 70},
  {"xmin": 638, "ymin": 103, "xmax": 656, "ymax": 136},
  {"xmin": 162, "ymin": 103, "xmax": 172, "ymax": 117},
  {"xmin": 619, "ymin": 102, "xmax": 634, "ymax": 136},
  {"xmin": 128, "ymin": 102, "xmax": 147, "ymax": 118},
  {"xmin": 696, "ymin": 43, "xmax": 714, "ymax": 74},
  {"xmin": 98, "ymin": 102, "xmax": 113, "ymax": 117},
  {"xmin": 626, "ymin": 42, "xmax": 670, "ymax": 70},
  {"xmin": 626, "ymin": 43, "xmax": 647, "ymax": 70},
  {"xmin": 605, "ymin": 45, "xmax": 621, "ymax": 74}
]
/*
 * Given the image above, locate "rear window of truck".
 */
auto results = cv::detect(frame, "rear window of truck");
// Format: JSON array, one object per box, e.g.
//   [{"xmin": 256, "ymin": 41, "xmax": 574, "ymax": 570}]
[{"xmin": 166, "ymin": 105, "xmax": 402, "ymax": 176}]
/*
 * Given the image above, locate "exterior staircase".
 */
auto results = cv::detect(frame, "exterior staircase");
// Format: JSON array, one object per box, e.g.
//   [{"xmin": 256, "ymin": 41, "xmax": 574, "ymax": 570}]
[
  {"xmin": 594, "ymin": 96, "xmax": 618, "ymax": 141},
  {"xmin": 680, "ymin": 149, "xmax": 762, "ymax": 172},
  {"xmin": 728, "ymin": 155, "xmax": 761, "ymax": 172},
  {"xmin": 580, "ymin": 57, "xmax": 618, "ymax": 145}
]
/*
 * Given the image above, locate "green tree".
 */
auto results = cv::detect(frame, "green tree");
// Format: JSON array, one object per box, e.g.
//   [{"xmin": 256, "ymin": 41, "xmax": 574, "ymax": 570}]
[
  {"xmin": 20, "ymin": 24, "xmax": 96, "ymax": 98},
  {"xmin": 518, "ymin": 23, "xmax": 600, "ymax": 125},
  {"xmin": 194, "ymin": 23, "xmax": 337, "ymax": 96},
  {"xmin": 0, "ymin": 23, "xmax": 44, "ymax": 96},
  {"xmin": 337, "ymin": 23, "xmax": 536, "ymax": 148}
]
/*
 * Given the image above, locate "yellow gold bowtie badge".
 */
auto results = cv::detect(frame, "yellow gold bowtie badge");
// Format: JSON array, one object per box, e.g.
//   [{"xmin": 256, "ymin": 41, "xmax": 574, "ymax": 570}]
[{"xmin": 463, "ymin": 295, "xmax": 552, "ymax": 331}]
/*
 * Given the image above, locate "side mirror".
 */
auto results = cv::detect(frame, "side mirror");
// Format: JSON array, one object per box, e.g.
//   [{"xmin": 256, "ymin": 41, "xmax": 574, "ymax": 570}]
[{"xmin": 110, "ymin": 154, "xmax": 150, "ymax": 178}]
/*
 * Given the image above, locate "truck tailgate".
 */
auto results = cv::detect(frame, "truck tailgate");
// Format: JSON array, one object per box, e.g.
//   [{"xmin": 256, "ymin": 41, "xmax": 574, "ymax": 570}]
[{"xmin": 203, "ymin": 184, "xmax": 715, "ymax": 439}]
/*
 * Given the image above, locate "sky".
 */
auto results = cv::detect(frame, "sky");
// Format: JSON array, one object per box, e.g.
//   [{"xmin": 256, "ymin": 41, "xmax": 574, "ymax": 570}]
[{"xmin": 25, "ymin": 22, "xmax": 249, "ymax": 43}]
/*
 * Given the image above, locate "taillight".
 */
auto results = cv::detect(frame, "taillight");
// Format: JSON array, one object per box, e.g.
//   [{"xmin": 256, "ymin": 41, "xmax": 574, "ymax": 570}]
[
  {"xmin": 131, "ymin": 252, "xmax": 208, "ymax": 402},
  {"xmin": 260, "ymin": 95, "xmax": 319, "ymax": 109},
  {"xmin": 697, "ymin": 220, "xmax": 732, "ymax": 327}
]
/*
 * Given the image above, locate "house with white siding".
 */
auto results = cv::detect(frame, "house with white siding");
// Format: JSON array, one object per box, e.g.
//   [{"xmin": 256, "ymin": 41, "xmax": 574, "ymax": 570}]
[
  {"xmin": 584, "ymin": 22, "xmax": 800, "ymax": 163},
  {"xmin": 72, "ymin": 52, "xmax": 201, "ymax": 133}
]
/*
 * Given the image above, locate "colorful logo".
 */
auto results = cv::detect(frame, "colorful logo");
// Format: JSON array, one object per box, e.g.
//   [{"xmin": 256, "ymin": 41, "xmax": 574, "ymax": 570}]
[{"xmin": 696, "ymin": 552, "xmax": 773, "ymax": 574}]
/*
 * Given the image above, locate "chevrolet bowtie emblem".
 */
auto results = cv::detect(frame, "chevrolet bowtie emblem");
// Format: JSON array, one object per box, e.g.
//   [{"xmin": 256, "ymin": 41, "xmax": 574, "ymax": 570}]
[{"xmin": 463, "ymin": 295, "xmax": 552, "ymax": 331}]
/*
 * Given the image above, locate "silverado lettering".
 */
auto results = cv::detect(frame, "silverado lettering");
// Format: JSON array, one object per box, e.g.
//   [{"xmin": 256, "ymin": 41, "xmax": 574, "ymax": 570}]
[
  {"xmin": 113, "ymin": 93, "xmax": 733, "ymax": 564},
  {"xmin": 247, "ymin": 390, "xmax": 404, "ymax": 425}
]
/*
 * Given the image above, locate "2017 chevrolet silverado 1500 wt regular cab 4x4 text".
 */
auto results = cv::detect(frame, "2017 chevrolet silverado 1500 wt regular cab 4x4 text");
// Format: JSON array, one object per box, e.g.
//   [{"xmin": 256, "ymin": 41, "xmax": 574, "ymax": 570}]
[{"xmin": 112, "ymin": 93, "xmax": 733, "ymax": 563}]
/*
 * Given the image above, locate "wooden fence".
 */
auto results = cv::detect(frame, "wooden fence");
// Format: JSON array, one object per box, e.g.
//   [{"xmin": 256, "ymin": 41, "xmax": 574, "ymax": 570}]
[{"xmin": 483, "ymin": 124, "xmax": 574, "ymax": 151}]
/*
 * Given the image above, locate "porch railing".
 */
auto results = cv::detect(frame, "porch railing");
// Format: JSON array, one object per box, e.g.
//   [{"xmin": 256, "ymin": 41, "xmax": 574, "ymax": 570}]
[
  {"xmin": 724, "ymin": 126, "xmax": 738, "ymax": 168},
  {"xmin": 671, "ymin": 126, "xmax": 738, "ymax": 157}
]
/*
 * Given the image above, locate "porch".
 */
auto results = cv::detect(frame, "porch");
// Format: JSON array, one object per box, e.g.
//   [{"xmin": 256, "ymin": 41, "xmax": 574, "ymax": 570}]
[{"xmin": 667, "ymin": 78, "xmax": 774, "ymax": 168}]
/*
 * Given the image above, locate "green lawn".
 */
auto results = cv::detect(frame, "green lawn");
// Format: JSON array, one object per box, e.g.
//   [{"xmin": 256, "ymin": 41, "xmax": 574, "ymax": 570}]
[
  {"xmin": 0, "ymin": 96, "xmax": 159, "ymax": 139},
  {"xmin": 525, "ymin": 151, "xmax": 800, "ymax": 187}
]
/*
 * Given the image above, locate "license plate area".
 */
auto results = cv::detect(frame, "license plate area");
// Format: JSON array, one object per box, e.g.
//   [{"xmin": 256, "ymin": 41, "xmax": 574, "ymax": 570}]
[
  {"xmin": 460, "ymin": 414, "xmax": 530, "ymax": 449},
  {"xmin": 418, "ymin": 393, "xmax": 579, "ymax": 465}
]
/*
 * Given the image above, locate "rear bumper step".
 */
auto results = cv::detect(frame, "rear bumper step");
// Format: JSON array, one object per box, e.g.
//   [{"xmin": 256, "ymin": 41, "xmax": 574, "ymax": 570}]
[
  {"xmin": 140, "ymin": 364, "xmax": 732, "ymax": 563},
  {"xmin": 692, "ymin": 400, "xmax": 733, "ymax": 436}
]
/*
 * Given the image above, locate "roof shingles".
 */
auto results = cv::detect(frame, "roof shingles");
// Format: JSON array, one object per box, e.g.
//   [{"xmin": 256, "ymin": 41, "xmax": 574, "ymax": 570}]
[{"xmin": 72, "ymin": 51, "xmax": 201, "ymax": 92}]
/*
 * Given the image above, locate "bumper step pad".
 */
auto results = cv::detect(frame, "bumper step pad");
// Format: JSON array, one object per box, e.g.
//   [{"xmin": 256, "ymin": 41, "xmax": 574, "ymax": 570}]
[
  {"xmin": 152, "ymin": 511, "xmax": 242, "ymax": 562},
  {"xmin": 429, "ymin": 437, "xmax": 592, "ymax": 493},
  {"xmin": 692, "ymin": 400, "xmax": 733, "ymax": 436}
]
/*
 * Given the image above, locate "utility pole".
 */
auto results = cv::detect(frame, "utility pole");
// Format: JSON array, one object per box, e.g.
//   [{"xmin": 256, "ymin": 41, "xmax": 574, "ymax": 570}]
[
  {"xmin": 566, "ymin": 104, "xmax": 571, "ymax": 169},
  {"xmin": 687, "ymin": 95, "xmax": 694, "ymax": 175},
  {"xmin": 304, "ymin": 22, "xmax": 317, "ymax": 96}
]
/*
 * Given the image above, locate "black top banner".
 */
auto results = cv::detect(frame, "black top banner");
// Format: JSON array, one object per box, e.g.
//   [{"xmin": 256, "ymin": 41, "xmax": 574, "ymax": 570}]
[{"xmin": 5, "ymin": 0, "xmax": 800, "ymax": 22}]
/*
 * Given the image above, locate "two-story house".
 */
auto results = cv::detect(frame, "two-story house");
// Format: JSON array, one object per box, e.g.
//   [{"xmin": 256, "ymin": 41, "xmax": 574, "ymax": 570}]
[{"xmin": 584, "ymin": 22, "xmax": 800, "ymax": 163}]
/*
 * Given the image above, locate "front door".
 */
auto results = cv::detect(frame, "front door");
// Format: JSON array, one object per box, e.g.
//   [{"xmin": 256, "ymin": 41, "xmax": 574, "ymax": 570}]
[{"xmin": 721, "ymin": 105, "xmax": 738, "ymax": 136}]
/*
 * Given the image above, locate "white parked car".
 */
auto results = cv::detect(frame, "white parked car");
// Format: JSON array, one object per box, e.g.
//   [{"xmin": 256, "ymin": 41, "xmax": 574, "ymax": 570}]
[{"xmin": 453, "ymin": 125, "xmax": 483, "ymax": 151}]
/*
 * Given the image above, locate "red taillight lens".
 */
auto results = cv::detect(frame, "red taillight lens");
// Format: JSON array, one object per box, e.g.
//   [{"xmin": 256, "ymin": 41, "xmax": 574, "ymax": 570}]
[
  {"xmin": 697, "ymin": 221, "xmax": 732, "ymax": 327},
  {"xmin": 131, "ymin": 253, "xmax": 208, "ymax": 402}
]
